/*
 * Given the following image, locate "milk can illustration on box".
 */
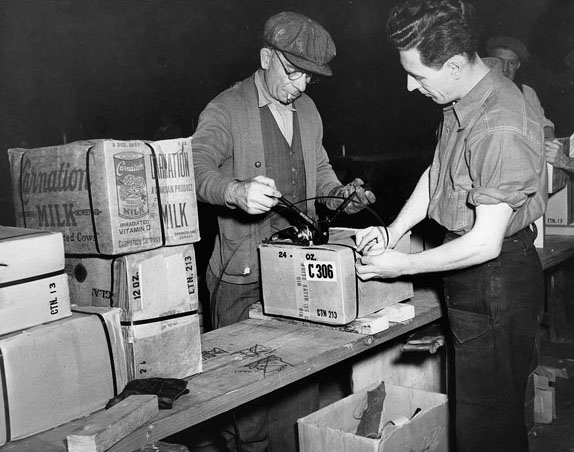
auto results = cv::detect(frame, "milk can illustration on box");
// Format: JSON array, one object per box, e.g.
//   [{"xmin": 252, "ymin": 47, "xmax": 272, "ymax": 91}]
[{"xmin": 114, "ymin": 152, "xmax": 149, "ymax": 220}]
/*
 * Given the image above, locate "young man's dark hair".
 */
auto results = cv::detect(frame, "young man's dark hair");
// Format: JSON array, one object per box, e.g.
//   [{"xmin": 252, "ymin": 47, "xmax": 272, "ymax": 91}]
[{"xmin": 387, "ymin": 0, "xmax": 479, "ymax": 69}]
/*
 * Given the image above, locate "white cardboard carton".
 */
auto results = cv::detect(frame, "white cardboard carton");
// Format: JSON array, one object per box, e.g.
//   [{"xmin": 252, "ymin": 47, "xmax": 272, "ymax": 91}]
[
  {"xmin": 259, "ymin": 229, "xmax": 413, "ymax": 325},
  {"xmin": 0, "ymin": 306, "xmax": 127, "ymax": 446},
  {"xmin": 298, "ymin": 382, "xmax": 449, "ymax": 452},
  {"xmin": 0, "ymin": 226, "xmax": 71, "ymax": 335},
  {"xmin": 8, "ymin": 138, "xmax": 200, "ymax": 255}
]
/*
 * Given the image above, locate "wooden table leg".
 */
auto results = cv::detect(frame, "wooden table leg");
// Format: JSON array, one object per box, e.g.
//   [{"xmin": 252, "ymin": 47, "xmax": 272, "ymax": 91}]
[{"xmin": 544, "ymin": 266, "xmax": 568, "ymax": 342}]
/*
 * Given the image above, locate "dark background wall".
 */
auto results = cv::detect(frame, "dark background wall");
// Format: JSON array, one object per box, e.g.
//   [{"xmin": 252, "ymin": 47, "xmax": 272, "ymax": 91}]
[{"xmin": 1, "ymin": 0, "xmax": 573, "ymax": 227}]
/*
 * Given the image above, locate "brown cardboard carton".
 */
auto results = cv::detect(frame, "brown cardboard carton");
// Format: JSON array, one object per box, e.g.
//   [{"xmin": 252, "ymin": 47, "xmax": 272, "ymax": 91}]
[
  {"xmin": 0, "ymin": 306, "xmax": 127, "ymax": 446},
  {"xmin": 65, "ymin": 244, "xmax": 201, "ymax": 380},
  {"xmin": 65, "ymin": 244, "xmax": 198, "ymax": 314},
  {"xmin": 123, "ymin": 312, "xmax": 202, "ymax": 380},
  {"xmin": 0, "ymin": 226, "xmax": 71, "ymax": 335},
  {"xmin": 298, "ymin": 383, "xmax": 449, "ymax": 452},
  {"xmin": 8, "ymin": 138, "xmax": 199, "ymax": 256},
  {"xmin": 258, "ymin": 229, "xmax": 413, "ymax": 325}
]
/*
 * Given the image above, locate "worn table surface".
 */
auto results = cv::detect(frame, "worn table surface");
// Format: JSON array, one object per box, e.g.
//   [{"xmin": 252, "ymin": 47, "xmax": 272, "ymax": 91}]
[
  {"xmin": 1, "ymin": 287, "xmax": 442, "ymax": 452},
  {"xmin": 538, "ymin": 235, "xmax": 574, "ymax": 270}
]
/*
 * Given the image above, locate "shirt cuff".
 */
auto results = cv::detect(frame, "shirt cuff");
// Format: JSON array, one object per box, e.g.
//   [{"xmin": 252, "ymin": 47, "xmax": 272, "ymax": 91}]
[{"xmin": 468, "ymin": 187, "xmax": 528, "ymax": 210}]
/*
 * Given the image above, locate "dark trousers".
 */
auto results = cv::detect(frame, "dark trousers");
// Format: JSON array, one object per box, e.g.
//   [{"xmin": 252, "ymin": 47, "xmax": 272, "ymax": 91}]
[
  {"xmin": 443, "ymin": 228, "xmax": 543, "ymax": 452},
  {"xmin": 206, "ymin": 268, "xmax": 319, "ymax": 452}
]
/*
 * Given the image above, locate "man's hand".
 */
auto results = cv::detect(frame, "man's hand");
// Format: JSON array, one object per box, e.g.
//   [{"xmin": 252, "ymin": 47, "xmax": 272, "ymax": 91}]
[
  {"xmin": 327, "ymin": 178, "xmax": 376, "ymax": 214},
  {"xmin": 355, "ymin": 248, "xmax": 407, "ymax": 280},
  {"xmin": 545, "ymin": 139, "xmax": 571, "ymax": 169},
  {"xmin": 224, "ymin": 175, "xmax": 281, "ymax": 214},
  {"xmin": 355, "ymin": 226, "xmax": 401, "ymax": 254}
]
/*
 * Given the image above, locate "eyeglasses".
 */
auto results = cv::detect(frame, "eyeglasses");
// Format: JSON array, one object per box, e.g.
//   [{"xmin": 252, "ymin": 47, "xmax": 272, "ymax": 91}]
[{"xmin": 273, "ymin": 49, "xmax": 314, "ymax": 84}]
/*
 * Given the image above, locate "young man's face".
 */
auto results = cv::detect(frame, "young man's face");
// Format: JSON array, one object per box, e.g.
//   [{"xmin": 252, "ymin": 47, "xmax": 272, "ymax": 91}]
[
  {"xmin": 399, "ymin": 48, "xmax": 458, "ymax": 104},
  {"xmin": 489, "ymin": 47, "xmax": 521, "ymax": 81}
]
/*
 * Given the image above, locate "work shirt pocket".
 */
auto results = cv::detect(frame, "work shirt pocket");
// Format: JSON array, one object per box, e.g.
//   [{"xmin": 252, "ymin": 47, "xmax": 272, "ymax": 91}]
[{"xmin": 430, "ymin": 188, "xmax": 473, "ymax": 233}]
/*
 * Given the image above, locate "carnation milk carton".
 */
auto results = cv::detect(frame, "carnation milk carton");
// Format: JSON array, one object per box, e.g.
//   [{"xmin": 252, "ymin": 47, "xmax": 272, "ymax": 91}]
[{"xmin": 8, "ymin": 138, "xmax": 199, "ymax": 255}]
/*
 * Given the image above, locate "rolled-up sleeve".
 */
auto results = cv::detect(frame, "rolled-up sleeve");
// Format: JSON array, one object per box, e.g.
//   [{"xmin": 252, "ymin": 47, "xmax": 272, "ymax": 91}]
[{"xmin": 468, "ymin": 130, "xmax": 540, "ymax": 210}]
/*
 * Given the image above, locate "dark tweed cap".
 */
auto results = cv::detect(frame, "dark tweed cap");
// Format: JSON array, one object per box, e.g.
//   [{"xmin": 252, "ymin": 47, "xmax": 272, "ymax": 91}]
[
  {"xmin": 486, "ymin": 36, "xmax": 529, "ymax": 64},
  {"xmin": 263, "ymin": 11, "xmax": 336, "ymax": 76}
]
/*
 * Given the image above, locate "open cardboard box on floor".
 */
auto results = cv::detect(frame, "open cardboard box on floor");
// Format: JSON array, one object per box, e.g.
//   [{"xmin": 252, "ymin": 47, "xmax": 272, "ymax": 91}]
[{"xmin": 298, "ymin": 382, "xmax": 449, "ymax": 452}]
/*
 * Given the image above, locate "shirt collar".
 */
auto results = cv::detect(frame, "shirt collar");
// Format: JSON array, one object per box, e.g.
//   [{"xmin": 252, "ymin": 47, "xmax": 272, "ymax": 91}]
[
  {"xmin": 254, "ymin": 69, "xmax": 296, "ymax": 112},
  {"xmin": 449, "ymin": 68, "xmax": 500, "ymax": 129}
]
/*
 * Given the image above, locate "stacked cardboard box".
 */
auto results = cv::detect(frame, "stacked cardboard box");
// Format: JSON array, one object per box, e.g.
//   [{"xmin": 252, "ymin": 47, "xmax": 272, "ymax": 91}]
[
  {"xmin": 0, "ymin": 226, "xmax": 128, "ymax": 445},
  {"xmin": 0, "ymin": 306, "xmax": 128, "ymax": 445},
  {"xmin": 546, "ymin": 133, "xmax": 574, "ymax": 236},
  {"xmin": 9, "ymin": 137, "xmax": 203, "ymax": 382},
  {"xmin": 66, "ymin": 244, "xmax": 202, "ymax": 380},
  {"xmin": 8, "ymin": 138, "xmax": 200, "ymax": 255},
  {"xmin": 0, "ymin": 226, "xmax": 71, "ymax": 335}
]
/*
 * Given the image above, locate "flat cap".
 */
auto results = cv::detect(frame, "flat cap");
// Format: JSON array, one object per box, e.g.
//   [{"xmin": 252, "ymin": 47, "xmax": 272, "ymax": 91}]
[
  {"xmin": 487, "ymin": 36, "xmax": 529, "ymax": 64},
  {"xmin": 263, "ymin": 11, "xmax": 336, "ymax": 76}
]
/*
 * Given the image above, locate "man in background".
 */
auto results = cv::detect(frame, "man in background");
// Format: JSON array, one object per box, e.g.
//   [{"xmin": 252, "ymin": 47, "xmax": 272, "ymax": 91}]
[
  {"xmin": 487, "ymin": 35, "xmax": 555, "ymax": 140},
  {"xmin": 545, "ymin": 49, "xmax": 574, "ymax": 172},
  {"xmin": 355, "ymin": 1, "xmax": 546, "ymax": 451},
  {"xmin": 193, "ymin": 11, "xmax": 374, "ymax": 452}
]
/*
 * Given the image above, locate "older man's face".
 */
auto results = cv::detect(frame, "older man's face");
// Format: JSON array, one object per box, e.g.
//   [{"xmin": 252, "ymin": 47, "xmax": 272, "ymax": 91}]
[
  {"xmin": 261, "ymin": 48, "xmax": 309, "ymax": 105},
  {"xmin": 489, "ymin": 47, "xmax": 521, "ymax": 81},
  {"xmin": 399, "ymin": 48, "xmax": 458, "ymax": 104}
]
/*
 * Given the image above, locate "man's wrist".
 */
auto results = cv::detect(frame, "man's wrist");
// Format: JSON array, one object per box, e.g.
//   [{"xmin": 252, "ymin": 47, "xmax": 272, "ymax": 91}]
[{"xmin": 223, "ymin": 180, "xmax": 239, "ymax": 209}]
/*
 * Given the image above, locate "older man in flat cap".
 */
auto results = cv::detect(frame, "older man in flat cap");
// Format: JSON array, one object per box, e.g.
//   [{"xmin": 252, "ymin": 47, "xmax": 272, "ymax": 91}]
[
  {"xmin": 487, "ymin": 35, "xmax": 556, "ymax": 140},
  {"xmin": 193, "ymin": 11, "xmax": 374, "ymax": 452}
]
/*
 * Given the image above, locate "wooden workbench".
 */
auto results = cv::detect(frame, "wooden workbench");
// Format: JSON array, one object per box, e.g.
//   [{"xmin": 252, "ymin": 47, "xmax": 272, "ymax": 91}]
[
  {"xmin": 3, "ymin": 235, "xmax": 573, "ymax": 452},
  {"xmin": 0, "ymin": 287, "xmax": 442, "ymax": 452},
  {"xmin": 538, "ymin": 235, "xmax": 574, "ymax": 342}
]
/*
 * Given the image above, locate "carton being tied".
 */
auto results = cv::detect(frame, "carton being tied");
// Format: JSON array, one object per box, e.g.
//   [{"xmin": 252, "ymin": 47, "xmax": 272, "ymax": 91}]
[
  {"xmin": 8, "ymin": 138, "xmax": 200, "ymax": 255},
  {"xmin": 259, "ymin": 229, "xmax": 413, "ymax": 325}
]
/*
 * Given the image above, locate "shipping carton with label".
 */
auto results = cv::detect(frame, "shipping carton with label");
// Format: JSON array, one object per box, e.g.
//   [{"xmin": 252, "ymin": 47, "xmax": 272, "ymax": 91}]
[
  {"xmin": 8, "ymin": 138, "xmax": 200, "ymax": 255},
  {"xmin": 0, "ymin": 226, "xmax": 71, "ymax": 335},
  {"xmin": 0, "ymin": 306, "xmax": 127, "ymax": 446},
  {"xmin": 65, "ymin": 244, "xmax": 202, "ymax": 380},
  {"xmin": 259, "ymin": 229, "xmax": 413, "ymax": 325}
]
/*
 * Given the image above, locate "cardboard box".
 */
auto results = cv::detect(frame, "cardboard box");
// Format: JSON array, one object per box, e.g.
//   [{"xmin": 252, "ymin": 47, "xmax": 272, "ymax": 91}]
[
  {"xmin": 259, "ymin": 230, "xmax": 413, "ymax": 325},
  {"xmin": 8, "ymin": 138, "xmax": 200, "ymax": 255},
  {"xmin": 124, "ymin": 312, "xmax": 202, "ymax": 380},
  {"xmin": 66, "ymin": 244, "xmax": 198, "ymax": 314},
  {"xmin": 545, "ymin": 182, "xmax": 574, "ymax": 228},
  {"xmin": 298, "ymin": 382, "xmax": 449, "ymax": 452},
  {"xmin": 65, "ymin": 245, "xmax": 201, "ymax": 380},
  {"xmin": 0, "ymin": 306, "xmax": 127, "ymax": 445},
  {"xmin": 0, "ymin": 226, "xmax": 71, "ymax": 335}
]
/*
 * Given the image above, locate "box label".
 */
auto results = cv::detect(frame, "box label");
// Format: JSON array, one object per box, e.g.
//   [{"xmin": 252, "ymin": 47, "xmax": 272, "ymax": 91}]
[{"xmin": 304, "ymin": 260, "xmax": 337, "ymax": 282}]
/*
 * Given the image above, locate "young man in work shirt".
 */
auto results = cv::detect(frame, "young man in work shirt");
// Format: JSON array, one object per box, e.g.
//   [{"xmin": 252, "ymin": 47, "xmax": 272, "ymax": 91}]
[{"xmin": 355, "ymin": 1, "xmax": 546, "ymax": 451}]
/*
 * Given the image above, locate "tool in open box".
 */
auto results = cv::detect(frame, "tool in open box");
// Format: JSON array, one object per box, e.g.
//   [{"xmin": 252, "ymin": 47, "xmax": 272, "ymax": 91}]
[{"xmin": 266, "ymin": 189, "xmax": 361, "ymax": 246}]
